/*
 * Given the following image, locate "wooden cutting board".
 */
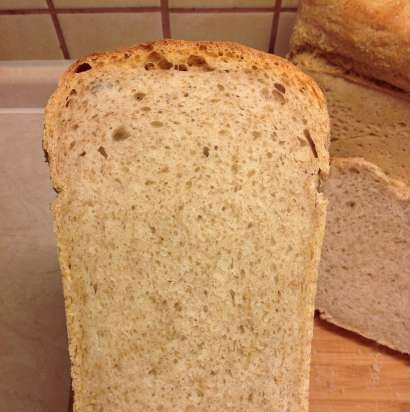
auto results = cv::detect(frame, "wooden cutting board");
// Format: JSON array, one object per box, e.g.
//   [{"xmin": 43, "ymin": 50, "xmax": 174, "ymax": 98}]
[{"xmin": 310, "ymin": 316, "xmax": 410, "ymax": 412}]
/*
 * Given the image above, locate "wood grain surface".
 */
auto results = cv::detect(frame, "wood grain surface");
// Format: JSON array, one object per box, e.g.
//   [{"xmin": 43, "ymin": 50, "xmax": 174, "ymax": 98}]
[{"xmin": 310, "ymin": 316, "xmax": 410, "ymax": 412}]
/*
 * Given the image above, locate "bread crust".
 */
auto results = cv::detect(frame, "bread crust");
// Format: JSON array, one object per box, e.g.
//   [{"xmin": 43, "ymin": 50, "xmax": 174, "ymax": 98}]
[{"xmin": 290, "ymin": 0, "xmax": 410, "ymax": 93}]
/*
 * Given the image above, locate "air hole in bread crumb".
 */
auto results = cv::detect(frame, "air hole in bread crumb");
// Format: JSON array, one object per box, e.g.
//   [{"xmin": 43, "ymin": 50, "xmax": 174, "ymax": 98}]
[
  {"xmin": 144, "ymin": 62, "xmax": 155, "ymax": 70},
  {"xmin": 173, "ymin": 64, "xmax": 186, "ymax": 71},
  {"xmin": 203, "ymin": 146, "xmax": 210, "ymax": 157},
  {"xmin": 346, "ymin": 201, "xmax": 356, "ymax": 208},
  {"xmin": 217, "ymin": 84, "xmax": 224, "ymax": 91},
  {"xmin": 158, "ymin": 59, "xmax": 173, "ymax": 70},
  {"xmin": 97, "ymin": 146, "xmax": 108, "ymax": 159},
  {"xmin": 75, "ymin": 63, "xmax": 92, "ymax": 73},
  {"xmin": 274, "ymin": 83, "xmax": 286, "ymax": 93},
  {"xmin": 141, "ymin": 106, "xmax": 151, "ymax": 112},
  {"xmin": 303, "ymin": 129, "xmax": 318, "ymax": 158},
  {"xmin": 252, "ymin": 131, "xmax": 261, "ymax": 140},
  {"xmin": 112, "ymin": 126, "xmax": 130, "ymax": 141},
  {"xmin": 134, "ymin": 92, "xmax": 146, "ymax": 101},
  {"xmin": 79, "ymin": 151, "xmax": 86, "ymax": 157},
  {"xmin": 69, "ymin": 141, "xmax": 76, "ymax": 149},
  {"xmin": 151, "ymin": 120, "xmax": 163, "ymax": 128},
  {"xmin": 229, "ymin": 290, "xmax": 236, "ymax": 305},
  {"xmin": 174, "ymin": 301, "xmax": 182, "ymax": 312},
  {"xmin": 187, "ymin": 55, "xmax": 207, "ymax": 66}
]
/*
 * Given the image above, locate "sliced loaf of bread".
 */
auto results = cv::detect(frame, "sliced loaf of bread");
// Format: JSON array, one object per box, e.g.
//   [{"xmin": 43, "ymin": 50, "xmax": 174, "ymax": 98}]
[
  {"xmin": 44, "ymin": 40, "xmax": 329, "ymax": 411},
  {"xmin": 290, "ymin": 0, "xmax": 410, "ymax": 353}
]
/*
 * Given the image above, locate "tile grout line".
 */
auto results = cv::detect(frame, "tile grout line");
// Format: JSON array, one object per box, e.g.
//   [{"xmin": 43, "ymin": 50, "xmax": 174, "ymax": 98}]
[
  {"xmin": 46, "ymin": 0, "xmax": 70, "ymax": 59},
  {"xmin": 0, "ymin": 7, "xmax": 297, "ymax": 15},
  {"xmin": 169, "ymin": 7, "xmax": 276, "ymax": 13},
  {"xmin": 268, "ymin": 0, "xmax": 282, "ymax": 54},
  {"xmin": 50, "ymin": 7, "xmax": 161, "ymax": 14},
  {"xmin": 160, "ymin": 0, "xmax": 171, "ymax": 38},
  {"xmin": 0, "ymin": 8, "xmax": 49, "ymax": 15}
]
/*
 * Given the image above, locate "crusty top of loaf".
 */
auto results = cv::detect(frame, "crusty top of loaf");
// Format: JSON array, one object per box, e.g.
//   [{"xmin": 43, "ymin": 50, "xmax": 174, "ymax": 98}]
[
  {"xmin": 44, "ymin": 39, "xmax": 328, "ymax": 193},
  {"xmin": 290, "ymin": 0, "xmax": 410, "ymax": 93}
]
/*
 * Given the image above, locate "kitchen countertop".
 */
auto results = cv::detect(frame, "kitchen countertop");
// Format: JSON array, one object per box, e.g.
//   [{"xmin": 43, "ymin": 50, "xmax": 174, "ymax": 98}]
[{"xmin": 1, "ymin": 62, "xmax": 409, "ymax": 412}]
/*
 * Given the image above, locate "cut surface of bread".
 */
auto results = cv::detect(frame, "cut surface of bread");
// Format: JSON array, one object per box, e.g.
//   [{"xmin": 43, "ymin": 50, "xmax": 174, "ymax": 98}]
[
  {"xmin": 291, "ymin": 32, "xmax": 410, "ymax": 352},
  {"xmin": 321, "ymin": 157, "xmax": 410, "ymax": 354},
  {"xmin": 44, "ymin": 40, "xmax": 329, "ymax": 411}
]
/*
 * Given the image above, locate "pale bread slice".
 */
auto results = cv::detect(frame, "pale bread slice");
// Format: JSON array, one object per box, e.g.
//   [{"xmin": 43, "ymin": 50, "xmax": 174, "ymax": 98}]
[
  {"xmin": 44, "ymin": 39, "xmax": 329, "ymax": 411},
  {"xmin": 321, "ymin": 157, "xmax": 410, "ymax": 354}
]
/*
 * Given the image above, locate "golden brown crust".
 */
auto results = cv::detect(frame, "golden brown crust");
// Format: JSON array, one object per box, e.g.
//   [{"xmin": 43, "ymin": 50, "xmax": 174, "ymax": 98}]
[
  {"xmin": 64, "ymin": 39, "xmax": 326, "ymax": 105},
  {"xmin": 290, "ymin": 0, "xmax": 410, "ymax": 93}
]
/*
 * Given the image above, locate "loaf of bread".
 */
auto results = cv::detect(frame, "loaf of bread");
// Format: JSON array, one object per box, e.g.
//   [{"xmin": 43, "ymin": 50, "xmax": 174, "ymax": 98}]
[
  {"xmin": 290, "ymin": 0, "xmax": 410, "ymax": 353},
  {"xmin": 44, "ymin": 39, "xmax": 330, "ymax": 411},
  {"xmin": 290, "ymin": 0, "xmax": 410, "ymax": 93}
]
